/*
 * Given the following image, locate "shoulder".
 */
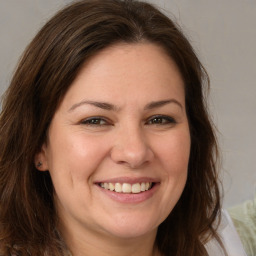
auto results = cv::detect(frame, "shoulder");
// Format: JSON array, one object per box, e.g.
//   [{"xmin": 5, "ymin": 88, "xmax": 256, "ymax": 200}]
[
  {"xmin": 205, "ymin": 210, "xmax": 248, "ymax": 256},
  {"xmin": 228, "ymin": 197, "xmax": 256, "ymax": 231},
  {"xmin": 228, "ymin": 198, "xmax": 256, "ymax": 256}
]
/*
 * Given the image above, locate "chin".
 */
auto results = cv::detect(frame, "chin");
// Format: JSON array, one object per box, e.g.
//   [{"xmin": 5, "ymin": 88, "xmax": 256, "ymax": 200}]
[{"xmin": 100, "ymin": 213, "xmax": 159, "ymax": 239}]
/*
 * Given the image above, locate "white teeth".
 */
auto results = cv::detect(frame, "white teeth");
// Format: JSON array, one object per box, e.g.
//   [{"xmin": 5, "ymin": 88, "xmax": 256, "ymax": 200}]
[
  {"xmin": 104, "ymin": 183, "xmax": 109, "ymax": 189},
  {"xmin": 122, "ymin": 183, "xmax": 132, "ymax": 193},
  {"xmin": 109, "ymin": 183, "xmax": 115, "ymax": 191},
  {"xmin": 132, "ymin": 183, "xmax": 141, "ymax": 193},
  {"xmin": 115, "ymin": 183, "xmax": 122, "ymax": 192},
  {"xmin": 141, "ymin": 182, "xmax": 146, "ymax": 192},
  {"xmin": 99, "ymin": 182, "xmax": 153, "ymax": 193}
]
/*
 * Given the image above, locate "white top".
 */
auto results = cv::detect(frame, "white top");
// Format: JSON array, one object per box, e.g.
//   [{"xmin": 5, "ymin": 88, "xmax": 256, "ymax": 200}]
[{"xmin": 205, "ymin": 210, "xmax": 248, "ymax": 256}]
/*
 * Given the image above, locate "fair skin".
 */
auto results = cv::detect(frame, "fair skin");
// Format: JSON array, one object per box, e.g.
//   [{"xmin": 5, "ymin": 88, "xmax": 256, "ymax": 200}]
[{"xmin": 36, "ymin": 42, "xmax": 191, "ymax": 256}]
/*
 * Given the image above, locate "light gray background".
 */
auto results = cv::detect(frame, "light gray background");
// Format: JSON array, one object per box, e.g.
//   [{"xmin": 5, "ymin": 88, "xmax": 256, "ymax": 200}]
[{"xmin": 0, "ymin": 0, "xmax": 255, "ymax": 207}]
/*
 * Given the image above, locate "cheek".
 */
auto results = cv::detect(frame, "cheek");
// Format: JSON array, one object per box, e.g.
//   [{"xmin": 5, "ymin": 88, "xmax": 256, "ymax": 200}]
[
  {"xmin": 152, "ymin": 130, "xmax": 190, "ymax": 222},
  {"xmin": 157, "ymin": 129, "xmax": 191, "ymax": 173},
  {"xmin": 46, "ymin": 131, "xmax": 110, "ymax": 182}
]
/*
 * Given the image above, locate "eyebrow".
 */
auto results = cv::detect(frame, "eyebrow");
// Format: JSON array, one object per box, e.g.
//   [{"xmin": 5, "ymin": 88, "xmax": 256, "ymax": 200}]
[
  {"xmin": 68, "ymin": 100, "xmax": 119, "ymax": 112},
  {"xmin": 144, "ymin": 99, "xmax": 183, "ymax": 110},
  {"xmin": 68, "ymin": 99, "xmax": 183, "ymax": 112}
]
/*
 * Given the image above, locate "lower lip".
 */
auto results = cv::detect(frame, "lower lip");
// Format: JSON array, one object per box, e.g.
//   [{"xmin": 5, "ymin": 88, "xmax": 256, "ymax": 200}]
[{"xmin": 96, "ymin": 183, "xmax": 160, "ymax": 204}]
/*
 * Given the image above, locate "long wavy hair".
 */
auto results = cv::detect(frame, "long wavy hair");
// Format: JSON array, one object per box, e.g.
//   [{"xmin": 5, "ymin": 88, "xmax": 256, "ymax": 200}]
[{"xmin": 0, "ymin": 0, "xmax": 222, "ymax": 255}]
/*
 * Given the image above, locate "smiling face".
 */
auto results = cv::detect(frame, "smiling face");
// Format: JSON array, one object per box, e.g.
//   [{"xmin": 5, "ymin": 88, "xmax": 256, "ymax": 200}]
[{"xmin": 37, "ymin": 43, "xmax": 191, "ymax": 246}]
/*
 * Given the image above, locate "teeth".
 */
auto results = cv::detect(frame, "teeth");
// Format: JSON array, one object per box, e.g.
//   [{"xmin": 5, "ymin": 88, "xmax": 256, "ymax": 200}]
[
  {"xmin": 115, "ymin": 183, "xmax": 122, "ymax": 192},
  {"xmin": 99, "ymin": 182, "xmax": 153, "ymax": 193},
  {"xmin": 132, "ymin": 183, "xmax": 141, "ymax": 193},
  {"xmin": 122, "ymin": 183, "xmax": 132, "ymax": 193},
  {"xmin": 141, "ymin": 182, "xmax": 146, "ymax": 192},
  {"xmin": 109, "ymin": 183, "xmax": 115, "ymax": 191},
  {"xmin": 104, "ymin": 183, "xmax": 109, "ymax": 189}
]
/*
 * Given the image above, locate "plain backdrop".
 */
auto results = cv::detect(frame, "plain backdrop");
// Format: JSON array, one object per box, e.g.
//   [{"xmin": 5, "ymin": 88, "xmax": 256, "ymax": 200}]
[{"xmin": 0, "ymin": 0, "xmax": 255, "ymax": 208}]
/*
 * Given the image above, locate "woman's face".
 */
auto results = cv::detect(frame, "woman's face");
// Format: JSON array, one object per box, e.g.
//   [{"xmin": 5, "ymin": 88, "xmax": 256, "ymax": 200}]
[{"xmin": 37, "ymin": 43, "xmax": 190, "ymax": 241}]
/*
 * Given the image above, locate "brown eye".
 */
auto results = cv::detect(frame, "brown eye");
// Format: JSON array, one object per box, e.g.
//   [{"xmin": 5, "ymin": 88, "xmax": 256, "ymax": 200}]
[
  {"xmin": 147, "ymin": 115, "xmax": 176, "ymax": 125},
  {"xmin": 151, "ymin": 117, "xmax": 164, "ymax": 124},
  {"xmin": 81, "ymin": 117, "xmax": 108, "ymax": 126}
]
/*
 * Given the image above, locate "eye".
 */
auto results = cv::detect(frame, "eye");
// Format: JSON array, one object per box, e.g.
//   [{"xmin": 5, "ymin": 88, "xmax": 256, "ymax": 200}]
[
  {"xmin": 146, "ymin": 115, "xmax": 176, "ymax": 125},
  {"xmin": 81, "ymin": 117, "xmax": 110, "ymax": 126}
]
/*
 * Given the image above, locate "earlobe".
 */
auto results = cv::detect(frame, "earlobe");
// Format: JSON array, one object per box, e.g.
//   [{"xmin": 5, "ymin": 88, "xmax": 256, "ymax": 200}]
[{"xmin": 34, "ymin": 144, "xmax": 49, "ymax": 171}]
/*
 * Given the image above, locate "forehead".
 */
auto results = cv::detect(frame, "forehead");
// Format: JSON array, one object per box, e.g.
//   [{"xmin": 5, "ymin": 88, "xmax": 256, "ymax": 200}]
[{"xmin": 61, "ymin": 42, "xmax": 185, "ymax": 109}]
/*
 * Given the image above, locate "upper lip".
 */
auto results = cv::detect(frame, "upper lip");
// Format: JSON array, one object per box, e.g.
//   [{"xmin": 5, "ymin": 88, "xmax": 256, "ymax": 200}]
[{"xmin": 94, "ymin": 177, "xmax": 160, "ymax": 184}]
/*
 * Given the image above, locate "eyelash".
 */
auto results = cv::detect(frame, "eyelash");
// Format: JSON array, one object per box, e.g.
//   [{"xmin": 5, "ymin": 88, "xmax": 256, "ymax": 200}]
[{"xmin": 81, "ymin": 115, "xmax": 176, "ymax": 127}]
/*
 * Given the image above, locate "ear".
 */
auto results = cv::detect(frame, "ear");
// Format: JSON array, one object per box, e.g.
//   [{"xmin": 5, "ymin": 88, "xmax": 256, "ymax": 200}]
[{"xmin": 34, "ymin": 143, "xmax": 49, "ymax": 171}]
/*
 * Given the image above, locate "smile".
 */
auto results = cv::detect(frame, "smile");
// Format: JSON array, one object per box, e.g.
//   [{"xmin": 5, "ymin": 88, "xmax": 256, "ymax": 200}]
[{"xmin": 99, "ymin": 182, "xmax": 153, "ymax": 194}]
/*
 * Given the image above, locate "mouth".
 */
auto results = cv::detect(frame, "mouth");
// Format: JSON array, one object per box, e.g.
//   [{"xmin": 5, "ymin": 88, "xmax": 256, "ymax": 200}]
[
  {"xmin": 97, "ymin": 182, "xmax": 155, "ymax": 194},
  {"xmin": 95, "ymin": 179, "xmax": 160, "ymax": 203}
]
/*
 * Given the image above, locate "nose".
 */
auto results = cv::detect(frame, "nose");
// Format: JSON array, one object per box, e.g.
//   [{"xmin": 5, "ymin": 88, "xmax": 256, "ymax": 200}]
[{"xmin": 110, "ymin": 125, "xmax": 154, "ymax": 169}]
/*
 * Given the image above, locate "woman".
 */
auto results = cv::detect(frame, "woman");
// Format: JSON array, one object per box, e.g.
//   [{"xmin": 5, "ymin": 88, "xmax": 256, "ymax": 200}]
[{"xmin": 0, "ymin": 0, "xmax": 229, "ymax": 255}]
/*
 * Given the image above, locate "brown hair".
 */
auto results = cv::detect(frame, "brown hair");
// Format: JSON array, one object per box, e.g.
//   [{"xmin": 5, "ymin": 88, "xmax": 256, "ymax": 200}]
[{"xmin": 0, "ymin": 0, "xmax": 222, "ymax": 255}]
